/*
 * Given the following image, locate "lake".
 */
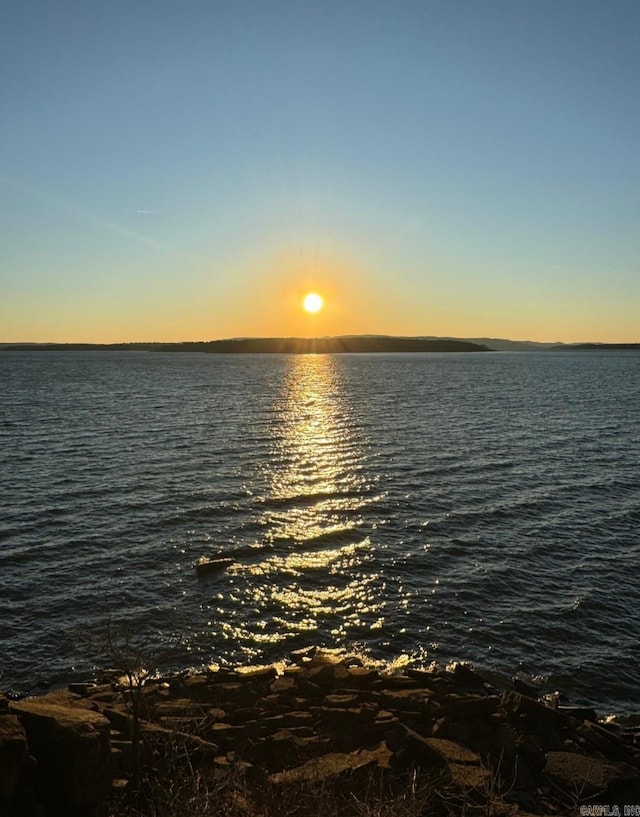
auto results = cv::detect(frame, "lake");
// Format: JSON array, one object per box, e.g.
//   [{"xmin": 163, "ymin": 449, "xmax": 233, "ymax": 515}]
[{"xmin": 1, "ymin": 350, "xmax": 638, "ymax": 715}]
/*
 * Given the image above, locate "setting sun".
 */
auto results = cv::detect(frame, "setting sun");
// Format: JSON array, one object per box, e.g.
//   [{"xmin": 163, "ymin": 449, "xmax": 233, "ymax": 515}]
[{"xmin": 302, "ymin": 292, "xmax": 324, "ymax": 314}]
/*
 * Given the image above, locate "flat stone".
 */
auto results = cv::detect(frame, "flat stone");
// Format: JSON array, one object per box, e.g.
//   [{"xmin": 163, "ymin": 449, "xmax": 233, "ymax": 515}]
[
  {"xmin": 68, "ymin": 682, "xmax": 98, "ymax": 696},
  {"xmin": 500, "ymin": 691, "xmax": 575, "ymax": 730},
  {"xmin": 261, "ymin": 711, "xmax": 314, "ymax": 730},
  {"xmin": 248, "ymin": 729, "xmax": 330, "ymax": 772},
  {"xmin": 576, "ymin": 721, "xmax": 631, "ymax": 759},
  {"xmin": 324, "ymin": 694, "xmax": 361, "ymax": 708},
  {"xmin": 448, "ymin": 762, "xmax": 491, "ymax": 795},
  {"xmin": 423, "ymin": 737, "xmax": 481, "ymax": 766},
  {"xmin": 141, "ymin": 722, "xmax": 219, "ymax": 758},
  {"xmin": 310, "ymin": 706, "xmax": 378, "ymax": 728},
  {"xmin": 270, "ymin": 677, "xmax": 297, "ymax": 695},
  {"xmin": 307, "ymin": 664, "xmax": 349, "ymax": 685},
  {"xmin": 345, "ymin": 667, "xmax": 380, "ymax": 687},
  {"xmin": 237, "ymin": 666, "xmax": 278, "ymax": 683},
  {"xmin": 268, "ymin": 744, "xmax": 391, "ymax": 786},
  {"xmin": 10, "ymin": 698, "xmax": 109, "ymax": 732},
  {"xmin": 154, "ymin": 697, "xmax": 207, "ymax": 715},
  {"xmin": 544, "ymin": 751, "xmax": 638, "ymax": 798},
  {"xmin": 437, "ymin": 695, "xmax": 500, "ymax": 719},
  {"xmin": 375, "ymin": 673, "xmax": 420, "ymax": 690},
  {"xmin": 203, "ymin": 668, "xmax": 240, "ymax": 683},
  {"xmin": 375, "ymin": 688, "xmax": 432, "ymax": 713},
  {"xmin": 209, "ymin": 722, "xmax": 246, "ymax": 740}
]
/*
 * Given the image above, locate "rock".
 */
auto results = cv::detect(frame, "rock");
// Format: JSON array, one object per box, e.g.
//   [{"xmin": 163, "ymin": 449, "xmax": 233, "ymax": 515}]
[
  {"xmin": 576, "ymin": 721, "xmax": 635, "ymax": 760},
  {"xmin": 437, "ymin": 695, "xmax": 500, "ymax": 719},
  {"xmin": 375, "ymin": 673, "xmax": 420, "ymax": 690},
  {"xmin": 153, "ymin": 697, "xmax": 211, "ymax": 718},
  {"xmin": 211, "ymin": 683, "xmax": 259, "ymax": 706},
  {"xmin": 270, "ymin": 676, "xmax": 298, "ymax": 695},
  {"xmin": 324, "ymin": 693, "xmax": 361, "ymax": 708},
  {"xmin": 500, "ymin": 691, "xmax": 577, "ymax": 732},
  {"xmin": 102, "ymin": 706, "xmax": 133, "ymax": 735},
  {"xmin": 345, "ymin": 667, "xmax": 380, "ymax": 687},
  {"xmin": 310, "ymin": 705, "xmax": 378, "ymax": 729},
  {"xmin": 140, "ymin": 722, "xmax": 219, "ymax": 761},
  {"xmin": 0, "ymin": 715, "xmax": 28, "ymax": 812},
  {"xmin": 422, "ymin": 737, "xmax": 482, "ymax": 766},
  {"xmin": 9, "ymin": 698, "xmax": 111, "ymax": 816},
  {"xmin": 237, "ymin": 667, "xmax": 277, "ymax": 684},
  {"xmin": 512, "ymin": 677, "xmax": 541, "ymax": 699},
  {"xmin": 261, "ymin": 711, "xmax": 314, "ymax": 731},
  {"xmin": 374, "ymin": 688, "xmax": 432, "ymax": 714},
  {"xmin": 268, "ymin": 744, "xmax": 392, "ymax": 786},
  {"xmin": 557, "ymin": 706, "xmax": 599, "ymax": 722},
  {"xmin": 447, "ymin": 762, "xmax": 491, "ymax": 800},
  {"xmin": 389, "ymin": 724, "xmax": 451, "ymax": 775},
  {"xmin": 450, "ymin": 663, "xmax": 486, "ymax": 688},
  {"xmin": 247, "ymin": 729, "xmax": 331, "ymax": 772},
  {"xmin": 84, "ymin": 685, "xmax": 117, "ymax": 705},
  {"xmin": 544, "ymin": 751, "xmax": 638, "ymax": 799},
  {"xmin": 306, "ymin": 664, "xmax": 349, "ymax": 686}
]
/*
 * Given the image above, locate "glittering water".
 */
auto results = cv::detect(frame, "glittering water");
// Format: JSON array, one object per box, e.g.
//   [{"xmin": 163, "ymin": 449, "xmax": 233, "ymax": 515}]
[{"xmin": 1, "ymin": 350, "xmax": 639, "ymax": 714}]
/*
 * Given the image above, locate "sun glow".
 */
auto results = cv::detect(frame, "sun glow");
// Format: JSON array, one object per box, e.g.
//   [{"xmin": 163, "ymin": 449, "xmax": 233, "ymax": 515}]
[{"xmin": 302, "ymin": 292, "xmax": 324, "ymax": 313}]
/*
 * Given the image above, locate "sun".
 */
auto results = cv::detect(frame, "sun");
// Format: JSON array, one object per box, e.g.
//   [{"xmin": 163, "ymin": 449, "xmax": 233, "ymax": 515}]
[{"xmin": 302, "ymin": 292, "xmax": 323, "ymax": 313}]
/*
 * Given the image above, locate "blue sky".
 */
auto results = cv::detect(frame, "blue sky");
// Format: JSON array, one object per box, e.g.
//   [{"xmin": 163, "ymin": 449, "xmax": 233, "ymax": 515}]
[{"xmin": 2, "ymin": 0, "xmax": 639, "ymax": 342}]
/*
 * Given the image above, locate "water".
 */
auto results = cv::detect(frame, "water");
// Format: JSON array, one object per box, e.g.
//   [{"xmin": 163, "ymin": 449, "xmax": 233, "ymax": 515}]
[{"xmin": 1, "ymin": 350, "xmax": 639, "ymax": 715}]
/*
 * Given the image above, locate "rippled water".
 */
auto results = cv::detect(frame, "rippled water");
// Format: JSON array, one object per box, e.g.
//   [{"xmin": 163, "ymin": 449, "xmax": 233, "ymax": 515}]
[{"xmin": 1, "ymin": 350, "xmax": 639, "ymax": 714}]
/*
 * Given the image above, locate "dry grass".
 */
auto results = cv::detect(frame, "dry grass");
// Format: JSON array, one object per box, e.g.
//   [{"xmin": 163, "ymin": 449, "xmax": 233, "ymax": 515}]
[{"xmin": 107, "ymin": 753, "xmax": 516, "ymax": 817}]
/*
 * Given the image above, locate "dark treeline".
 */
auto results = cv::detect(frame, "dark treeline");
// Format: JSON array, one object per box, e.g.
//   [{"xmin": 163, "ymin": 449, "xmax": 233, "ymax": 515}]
[
  {"xmin": 2, "ymin": 337, "xmax": 491, "ymax": 353},
  {"xmin": 559, "ymin": 343, "xmax": 640, "ymax": 350}
]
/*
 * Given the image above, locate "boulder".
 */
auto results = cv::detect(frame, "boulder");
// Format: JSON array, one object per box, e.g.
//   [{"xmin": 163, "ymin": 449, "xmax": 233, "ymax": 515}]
[
  {"xmin": 9, "ymin": 698, "xmax": 111, "ymax": 817},
  {"xmin": 0, "ymin": 715, "xmax": 28, "ymax": 812},
  {"xmin": 544, "ymin": 750, "xmax": 639, "ymax": 799}
]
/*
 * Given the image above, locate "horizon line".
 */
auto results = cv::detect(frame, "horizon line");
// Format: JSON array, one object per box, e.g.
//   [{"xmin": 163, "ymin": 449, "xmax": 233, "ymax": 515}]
[{"xmin": 2, "ymin": 334, "xmax": 639, "ymax": 347}]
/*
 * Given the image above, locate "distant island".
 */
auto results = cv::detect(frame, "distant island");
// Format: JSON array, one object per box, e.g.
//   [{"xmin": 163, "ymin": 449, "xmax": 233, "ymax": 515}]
[
  {"xmin": 2, "ymin": 337, "xmax": 639, "ymax": 353},
  {"xmin": 1, "ymin": 336, "xmax": 490, "ymax": 353}
]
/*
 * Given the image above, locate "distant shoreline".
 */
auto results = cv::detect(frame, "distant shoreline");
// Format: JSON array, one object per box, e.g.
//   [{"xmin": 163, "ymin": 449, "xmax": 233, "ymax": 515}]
[
  {"xmin": 1, "ymin": 336, "xmax": 639, "ymax": 353},
  {"xmin": 0, "ymin": 336, "xmax": 490, "ymax": 354}
]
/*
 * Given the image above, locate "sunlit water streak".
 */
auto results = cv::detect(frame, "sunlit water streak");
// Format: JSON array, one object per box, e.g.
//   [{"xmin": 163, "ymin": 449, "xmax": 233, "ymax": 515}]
[{"xmin": 1, "ymin": 350, "xmax": 639, "ymax": 714}]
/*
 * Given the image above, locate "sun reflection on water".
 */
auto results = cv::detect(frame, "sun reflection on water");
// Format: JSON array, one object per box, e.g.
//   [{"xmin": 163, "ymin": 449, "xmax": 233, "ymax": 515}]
[
  {"xmin": 209, "ymin": 354, "xmax": 387, "ymax": 654},
  {"xmin": 261, "ymin": 354, "xmax": 370, "ymax": 544}
]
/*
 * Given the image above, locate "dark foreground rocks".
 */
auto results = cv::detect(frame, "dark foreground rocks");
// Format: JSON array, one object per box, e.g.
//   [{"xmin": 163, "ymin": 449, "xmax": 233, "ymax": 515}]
[{"xmin": 2, "ymin": 652, "xmax": 640, "ymax": 816}]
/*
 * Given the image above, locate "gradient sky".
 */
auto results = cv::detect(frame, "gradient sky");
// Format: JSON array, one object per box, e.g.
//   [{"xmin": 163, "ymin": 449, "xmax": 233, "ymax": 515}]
[{"xmin": 2, "ymin": 0, "xmax": 639, "ymax": 343}]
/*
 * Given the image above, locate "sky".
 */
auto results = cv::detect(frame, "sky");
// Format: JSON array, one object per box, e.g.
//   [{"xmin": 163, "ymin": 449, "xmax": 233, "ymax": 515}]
[{"xmin": 2, "ymin": 0, "xmax": 639, "ymax": 343}]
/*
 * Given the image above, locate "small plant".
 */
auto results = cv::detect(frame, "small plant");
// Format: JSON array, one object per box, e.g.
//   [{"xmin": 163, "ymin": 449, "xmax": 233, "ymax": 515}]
[{"xmin": 100, "ymin": 623, "xmax": 153, "ymax": 794}]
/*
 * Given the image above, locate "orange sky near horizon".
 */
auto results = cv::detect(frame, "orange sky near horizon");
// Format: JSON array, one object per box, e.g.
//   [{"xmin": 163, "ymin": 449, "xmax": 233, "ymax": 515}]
[{"xmin": 3, "ymin": 3, "xmax": 640, "ymax": 347}]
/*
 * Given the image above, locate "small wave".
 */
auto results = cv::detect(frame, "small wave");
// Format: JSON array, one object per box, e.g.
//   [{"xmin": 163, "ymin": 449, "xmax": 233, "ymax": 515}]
[
  {"xmin": 256, "ymin": 489, "xmax": 366, "ymax": 511},
  {"xmin": 294, "ymin": 527, "xmax": 369, "ymax": 551}
]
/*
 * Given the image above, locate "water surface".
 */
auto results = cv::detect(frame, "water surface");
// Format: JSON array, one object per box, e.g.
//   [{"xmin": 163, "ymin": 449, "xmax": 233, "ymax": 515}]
[{"xmin": 1, "ymin": 350, "xmax": 638, "ymax": 714}]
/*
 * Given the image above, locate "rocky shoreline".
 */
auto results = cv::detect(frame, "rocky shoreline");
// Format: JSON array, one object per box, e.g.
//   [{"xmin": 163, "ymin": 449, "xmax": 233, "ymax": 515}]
[{"xmin": 2, "ymin": 650, "xmax": 640, "ymax": 816}]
